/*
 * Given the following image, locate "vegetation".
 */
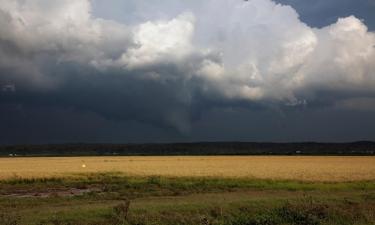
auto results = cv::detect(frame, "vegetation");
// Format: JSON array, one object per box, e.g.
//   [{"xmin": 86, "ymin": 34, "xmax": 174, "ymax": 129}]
[
  {"xmin": 0, "ymin": 155, "xmax": 374, "ymax": 224},
  {"xmin": 0, "ymin": 173, "xmax": 374, "ymax": 225}
]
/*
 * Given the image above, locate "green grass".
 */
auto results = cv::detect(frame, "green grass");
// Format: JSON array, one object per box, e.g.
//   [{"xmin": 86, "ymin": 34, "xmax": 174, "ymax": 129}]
[
  {"xmin": 1, "ymin": 172, "xmax": 375, "ymax": 194},
  {"xmin": 0, "ymin": 173, "xmax": 374, "ymax": 225}
]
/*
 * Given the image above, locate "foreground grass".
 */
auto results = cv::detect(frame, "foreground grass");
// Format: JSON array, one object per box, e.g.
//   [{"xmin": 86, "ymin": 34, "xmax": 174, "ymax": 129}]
[
  {"xmin": 0, "ymin": 173, "xmax": 374, "ymax": 225},
  {"xmin": 2, "ymin": 172, "xmax": 375, "ymax": 193}
]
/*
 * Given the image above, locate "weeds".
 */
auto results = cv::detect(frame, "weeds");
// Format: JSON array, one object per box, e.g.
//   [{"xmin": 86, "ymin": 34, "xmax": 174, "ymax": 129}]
[
  {"xmin": 112, "ymin": 199, "xmax": 131, "ymax": 224},
  {"xmin": 0, "ymin": 174, "xmax": 374, "ymax": 225},
  {"xmin": 277, "ymin": 202, "xmax": 328, "ymax": 225},
  {"xmin": 0, "ymin": 212, "xmax": 21, "ymax": 225}
]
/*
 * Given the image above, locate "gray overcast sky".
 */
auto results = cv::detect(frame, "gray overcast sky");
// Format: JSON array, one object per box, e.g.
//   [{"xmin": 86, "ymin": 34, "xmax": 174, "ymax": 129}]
[{"xmin": 1, "ymin": 0, "xmax": 375, "ymax": 144}]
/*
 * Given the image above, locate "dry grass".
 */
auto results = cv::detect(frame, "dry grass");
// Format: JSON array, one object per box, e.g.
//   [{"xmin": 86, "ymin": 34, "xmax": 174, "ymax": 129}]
[{"xmin": 0, "ymin": 156, "xmax": 374, "ymax": 181}]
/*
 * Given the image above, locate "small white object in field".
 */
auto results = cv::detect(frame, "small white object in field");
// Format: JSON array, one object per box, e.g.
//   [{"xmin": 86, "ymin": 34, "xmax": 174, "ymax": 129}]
[{"xmin": 82, "ymin": 164, "xmax": 86, "ymax": 168}]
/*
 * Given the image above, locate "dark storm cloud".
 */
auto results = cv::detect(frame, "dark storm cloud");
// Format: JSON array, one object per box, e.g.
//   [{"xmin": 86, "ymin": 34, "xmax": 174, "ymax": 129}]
[
  {"xmin": 1, "ymin": 0, "xmax": 375, "ymax": 144},
  {"xmin": 1, "ymin": 62, "xmax": 196, "ymax": 132},
  {"xmin": 190, "ymin": 106, "xmax": 375, "ymax": 142}
]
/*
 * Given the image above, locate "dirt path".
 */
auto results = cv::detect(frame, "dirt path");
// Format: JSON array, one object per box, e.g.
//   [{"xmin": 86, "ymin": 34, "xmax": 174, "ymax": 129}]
[{"xmin": 0, "ymin": 187, "xmax": 101, "ymax": 198}]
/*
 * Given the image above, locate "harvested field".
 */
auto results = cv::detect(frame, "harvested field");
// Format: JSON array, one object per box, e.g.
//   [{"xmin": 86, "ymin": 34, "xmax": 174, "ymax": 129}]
[{"xmin": 0, "ymin": 156, "xmax": 374, "ymax": 181}]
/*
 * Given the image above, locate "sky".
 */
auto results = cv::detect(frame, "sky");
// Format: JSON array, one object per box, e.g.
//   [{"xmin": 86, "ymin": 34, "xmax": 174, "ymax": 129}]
[{"xmin": 0, "ymin": 0, "xmax": 375, "ymax": 144}]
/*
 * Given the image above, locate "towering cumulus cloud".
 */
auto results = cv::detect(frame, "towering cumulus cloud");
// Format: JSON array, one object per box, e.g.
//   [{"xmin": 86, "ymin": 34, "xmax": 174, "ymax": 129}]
[{"xmin": 0, "ymin": 0, "xmax": 375, "ymax": 132}]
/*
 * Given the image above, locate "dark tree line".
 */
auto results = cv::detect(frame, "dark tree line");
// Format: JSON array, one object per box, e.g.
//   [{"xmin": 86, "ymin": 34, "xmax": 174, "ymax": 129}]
[{"xmin": 1, "ymin": 141, "xmax": 375, "ymax": 156}]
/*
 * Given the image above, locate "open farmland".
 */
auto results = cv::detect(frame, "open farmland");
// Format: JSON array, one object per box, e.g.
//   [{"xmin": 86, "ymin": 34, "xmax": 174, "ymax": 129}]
[
  {"xmin": 1, "ymin": 156, "xmax": 375, "ymax": 181},
  {"xmin": 1, "ymin": 156, "xmax": 375, "ymax": 225}
]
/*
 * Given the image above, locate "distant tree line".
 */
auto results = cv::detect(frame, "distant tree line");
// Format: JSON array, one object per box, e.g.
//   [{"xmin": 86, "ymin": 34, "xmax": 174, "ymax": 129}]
[{"xmin": 0, "ymin": 142, "xmax": 375, "ymax": 156}]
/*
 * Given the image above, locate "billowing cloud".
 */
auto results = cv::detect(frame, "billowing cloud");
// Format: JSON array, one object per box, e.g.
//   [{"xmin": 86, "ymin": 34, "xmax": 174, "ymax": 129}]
[{"xmin": 0, "ymin": 0, "xmax": 375, "ymax": 134}]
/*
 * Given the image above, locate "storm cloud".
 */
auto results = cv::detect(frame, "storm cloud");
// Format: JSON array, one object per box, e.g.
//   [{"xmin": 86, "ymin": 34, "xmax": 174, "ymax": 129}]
[{"xmin": 0, "ymin": 0, "xmax": 375, "ymax": 143}]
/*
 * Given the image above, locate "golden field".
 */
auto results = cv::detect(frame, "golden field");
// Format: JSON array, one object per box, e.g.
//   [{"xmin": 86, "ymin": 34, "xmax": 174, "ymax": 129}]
[{"xmin": 0, "ymin": 156, "xmax": 374, "ymax": 181}]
